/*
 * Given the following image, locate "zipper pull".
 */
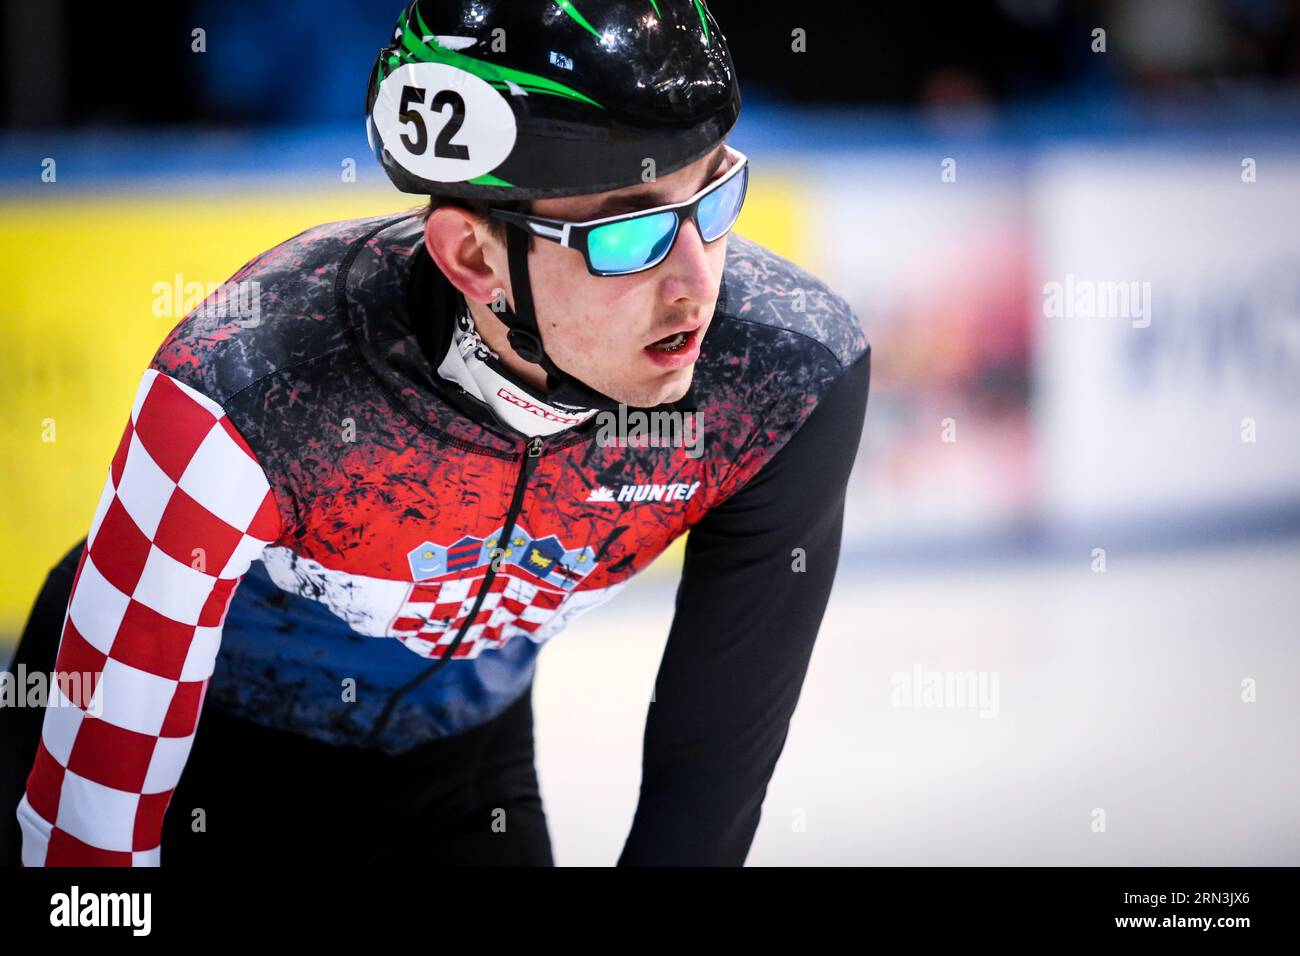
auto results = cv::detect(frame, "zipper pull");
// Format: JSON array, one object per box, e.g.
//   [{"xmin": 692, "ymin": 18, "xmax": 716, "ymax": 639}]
[{"xmin": 527, "ymin": 436, "xmax": 544, "ymax": 458}]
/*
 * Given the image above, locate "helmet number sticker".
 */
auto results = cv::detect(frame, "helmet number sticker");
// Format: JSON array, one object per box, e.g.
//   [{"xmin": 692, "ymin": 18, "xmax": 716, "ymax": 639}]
[
  {"xmin": 398, "ymin": 86, "xmax": 470, "ymax": 159},
  {"xmin": 374, "ymin": 62, "xmax": 516, "ymax": 183}
]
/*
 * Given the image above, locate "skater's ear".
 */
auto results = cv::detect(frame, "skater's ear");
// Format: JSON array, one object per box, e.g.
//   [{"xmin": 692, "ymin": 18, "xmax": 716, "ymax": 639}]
[{"xmin": 421, "ymin": 197, "xmax": 530, "ymax": 308}]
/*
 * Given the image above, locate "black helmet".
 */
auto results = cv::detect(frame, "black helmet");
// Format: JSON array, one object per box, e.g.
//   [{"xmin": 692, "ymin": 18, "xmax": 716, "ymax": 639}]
[
  {"xmin": 366, "ymin": 0, "xmax": 741, "ymax": 200},
  {"xmin": 366, "ymin": 0, "xmax": 741, "ymax": 412}
]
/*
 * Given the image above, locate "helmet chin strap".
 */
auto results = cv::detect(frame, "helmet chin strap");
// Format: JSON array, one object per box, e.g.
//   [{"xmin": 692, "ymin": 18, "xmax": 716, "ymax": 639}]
[
  {"xmin": 496, "ymin": 226, "xmax": 692, "ymax": 413},
  {"xmin": 492, "ymin": 226, "xmax": 621, "ymax": 410}
]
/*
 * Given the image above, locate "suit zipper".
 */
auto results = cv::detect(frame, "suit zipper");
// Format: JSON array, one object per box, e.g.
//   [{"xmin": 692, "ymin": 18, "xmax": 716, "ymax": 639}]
[{"xmin": 362, "ymin": 434, "xmax": 544, "ymax": 748}]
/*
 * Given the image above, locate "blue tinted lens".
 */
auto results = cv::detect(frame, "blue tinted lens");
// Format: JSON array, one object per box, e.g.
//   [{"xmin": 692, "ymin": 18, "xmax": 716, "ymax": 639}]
[
  {"xmin": 587, "ymin": 212, "xmax": 679, "ymax": 274},
  {"xmin": 696, "ymin": 165, "xmax": 747, "ymax": 242}
]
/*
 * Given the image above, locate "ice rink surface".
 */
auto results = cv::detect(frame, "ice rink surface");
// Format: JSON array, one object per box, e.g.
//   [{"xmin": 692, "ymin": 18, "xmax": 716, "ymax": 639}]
[{"xmin": 533, "ymin": 536, "xmax": 1300, "ymax": 866}]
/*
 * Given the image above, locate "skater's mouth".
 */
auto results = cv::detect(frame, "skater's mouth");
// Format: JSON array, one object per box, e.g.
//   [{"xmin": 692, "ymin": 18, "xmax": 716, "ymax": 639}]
[
  {"xmin": 643, "ymin": 324, "xmax": 703, "ymax": 368},
  {"xmin": 649, "ymin": 329, "xmax": 692, "ymax": 352},
  {"xmin": 645, "ymin": 321, "xmax": 702, "ymax": 353}
]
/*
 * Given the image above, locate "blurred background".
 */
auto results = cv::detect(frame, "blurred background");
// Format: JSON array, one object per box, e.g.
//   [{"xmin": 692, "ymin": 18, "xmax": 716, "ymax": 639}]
[{"xmin": 2, "ymin": 0, "xmax": 1298, "ymax": 864}]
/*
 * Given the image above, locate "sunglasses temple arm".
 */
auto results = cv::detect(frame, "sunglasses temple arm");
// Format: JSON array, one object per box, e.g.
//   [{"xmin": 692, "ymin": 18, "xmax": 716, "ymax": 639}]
[{"xmin": 490, "ymin": 210, "xmax": 574, "ymax": 246}]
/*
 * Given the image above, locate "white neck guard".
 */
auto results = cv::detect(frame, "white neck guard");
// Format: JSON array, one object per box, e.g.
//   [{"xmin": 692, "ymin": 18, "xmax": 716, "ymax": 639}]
[{"xmin": 435, "ymin": 302, "xmax": 597, "ymax": 437}]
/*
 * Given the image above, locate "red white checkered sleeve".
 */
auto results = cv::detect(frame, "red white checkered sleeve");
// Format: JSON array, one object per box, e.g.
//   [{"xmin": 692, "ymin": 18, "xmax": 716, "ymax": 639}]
[{"xmin": 15, "ymin": 369, "xmax": 282, "ymax": 866}]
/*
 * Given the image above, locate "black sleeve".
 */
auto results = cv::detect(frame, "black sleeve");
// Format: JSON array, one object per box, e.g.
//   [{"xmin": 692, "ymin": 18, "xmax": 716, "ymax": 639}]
[{"xmin": 617, "ymin": 347, "xmax": 871, "ymax": 866}]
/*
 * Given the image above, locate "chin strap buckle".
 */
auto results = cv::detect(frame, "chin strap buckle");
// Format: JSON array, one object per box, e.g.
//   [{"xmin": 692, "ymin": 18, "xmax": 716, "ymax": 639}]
[{"xmin": 506, "ymin": 328, "xmax": 545, "ymax": 364}]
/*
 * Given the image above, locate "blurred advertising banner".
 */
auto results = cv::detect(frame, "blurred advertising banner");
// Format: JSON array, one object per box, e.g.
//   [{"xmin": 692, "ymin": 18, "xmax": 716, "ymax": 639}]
[
  {"xmin": 806, "ymin": 154, "xmax": 1036, "ymax": 551},
  {"xmin": 1031, "ymin": 150, "xmax": 1300, "ymax": 533},
  {"xmin": 802, "ymin": 141, "xmax": 1300, "ymax": 557}
]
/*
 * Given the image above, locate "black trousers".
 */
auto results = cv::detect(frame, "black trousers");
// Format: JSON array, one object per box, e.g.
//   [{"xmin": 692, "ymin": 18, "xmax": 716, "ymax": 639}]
[{"xmin": 1, "ymin": 540, "xmax": 554, "ymax": 867}]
